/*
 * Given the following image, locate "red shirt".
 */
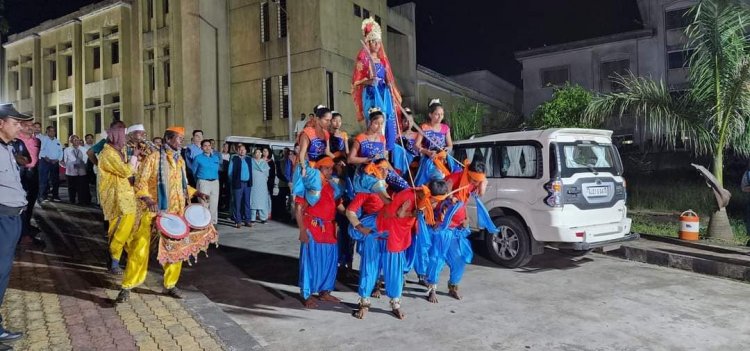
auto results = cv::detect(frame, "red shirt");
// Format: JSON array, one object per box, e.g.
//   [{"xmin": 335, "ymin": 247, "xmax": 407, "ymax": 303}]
[
  {"xmin": 450, "ymin": 203, "xmax": 467, "ymax": 229},
  {"xmin": 347, "ymin": 193, "xmax": 384, "ymax": 215},
  {"xmin": 304, "ymin": 182, "xmax": 337, "ymax": 244},
  {"xmin": 16, "ymin": 133, "xmax": 40, "ymax": 168},
  {"xmin": 376, "ymin": 189, "xmax": 417, "ymax": 253}
]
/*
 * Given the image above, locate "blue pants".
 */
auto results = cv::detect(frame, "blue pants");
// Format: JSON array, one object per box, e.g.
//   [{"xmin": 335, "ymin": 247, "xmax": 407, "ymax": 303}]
[
  {"xmin": 382, "ymin": 251, "xmax": 406, "ymax": 299},
  {"xmin": 299, "ymin": 233, "xmax": 338, "ymax": 300},
  {"xmin": 0, "ymin": 214, "xmax": 22, "ymax": 331},
  {"xmin": 232, "ymin": 181, "xmax": 252, "ymax": 224},
  {"xmin": 38, "ymin": 159, "xmax": 59, "ymax": 200},
  {"xmin": 250, "ymin": 208, "xmax": 267, "ymax": 222},
  {"xmin": 426, "ymin": 227, "xmax": 473, "ymax": 286},
  {"xmin": 336, "ymin": 213, "xmax": 354, "ymax": 267},
  {"xmin": 413, "ymin": 213, "xmax": 433, "ymax": 276}
]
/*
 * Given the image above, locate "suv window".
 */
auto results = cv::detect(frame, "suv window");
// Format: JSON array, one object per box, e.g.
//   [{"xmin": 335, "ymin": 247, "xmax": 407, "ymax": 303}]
[
  {"xmin": 557, "ymin": 141, "xmax": 622, "ymax": 177},
  {"xmin": 498, "ymin": 144, "xmax": 540, "ymax": 178},
  {"xmin": 453, "ymin": 145, "xmax": 497, "ymax": 177}
]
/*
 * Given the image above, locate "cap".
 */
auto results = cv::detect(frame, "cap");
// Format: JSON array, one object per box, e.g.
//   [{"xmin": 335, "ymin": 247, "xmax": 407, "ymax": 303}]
[
  {"xmin": 166, "ymin": 126, "xmax": 185, "ymax": 135},
  {"xmin": 0, "ymin": 103, "xmax": 33, "ymax": 121},
  {"xmin": 126, "ymin": 124, "xmax": 145, "ymax": 134}
]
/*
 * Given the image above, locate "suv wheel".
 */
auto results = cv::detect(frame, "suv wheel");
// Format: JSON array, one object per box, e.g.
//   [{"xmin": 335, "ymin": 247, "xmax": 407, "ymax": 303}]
[{"xmin": 485, "ymin": 216, "xmax": 532, "ymax": 268}]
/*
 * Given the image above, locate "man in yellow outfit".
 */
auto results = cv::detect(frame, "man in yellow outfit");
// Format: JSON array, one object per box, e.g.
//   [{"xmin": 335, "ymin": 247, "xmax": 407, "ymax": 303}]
[
  {"xmin": 115, "ymin": 126, "xmax": 208, "ymax": 302},
  {"xmin": 97, "ymin": 124, "xmax": 136, "ymax": 275}
]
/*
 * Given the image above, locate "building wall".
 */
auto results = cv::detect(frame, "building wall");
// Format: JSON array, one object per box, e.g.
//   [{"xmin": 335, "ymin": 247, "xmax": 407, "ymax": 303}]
[{"xmin": 517, "ymin": 0, "xmax": 696, "ymax": 121}]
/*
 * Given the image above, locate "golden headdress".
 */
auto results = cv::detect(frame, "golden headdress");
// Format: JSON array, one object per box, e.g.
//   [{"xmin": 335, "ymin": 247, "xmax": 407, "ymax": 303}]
[{"xmin": 362, "ymin": 17, "xmax": 382, "ymax": 42}]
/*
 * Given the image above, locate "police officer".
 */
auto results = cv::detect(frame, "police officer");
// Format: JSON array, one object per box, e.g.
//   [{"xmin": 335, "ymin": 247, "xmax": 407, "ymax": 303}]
[{"xmin": 0, "ymin": 103, "xmax": 31, "ymax": 343}]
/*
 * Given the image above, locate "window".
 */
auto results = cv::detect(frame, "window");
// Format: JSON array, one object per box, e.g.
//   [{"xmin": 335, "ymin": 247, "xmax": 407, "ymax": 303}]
[
  {"xmin": 163, "ymin": 61, "xmax": 171, "ymax": 87},
  {"xmin": 260, "ymin": 2, "xmax": 270, "ymax": 43},
  {"xmin": 262, "ymin": 77, "xmax": 272, "ymax": 120},
  {"xmin": 277, "ymin": 0, "xmax": 287, "ymax": 38},
  {"xmin": 353, "ymin": 4, "xmax": 361, "ymax": 17},
  {"xmin": 453, "ymin": 146, "xmax": 496, "ymax": 177},
  {"xmin": 149, "ymin": 65, "xmax": 155, "ymax": 91},
  {"xmin": 26, "ymin": 68, "xmax": 33, "ymax": 87},
  {"xmin": 111, "ymin": 42, "xmax": 119, "ymax": 64},
  {"xmin": 147, "ymin": 0, "xmax": 154, "ymax": 19},
  {"xmin": 93, "ymin": 99, "xmax": 101, "ymax": 107},
  {"xmin": 94, "ymin": 112, "xmax": 102, "ymax": 133},
  {"xmin": 113, "ymin": 95, "xmax": 120, "ymax": 103},
  {"xmin": 113, "ymin": 109, "xmax": 121, "ymax": 121},
  {"xmin": 600, "ymin": 59, "xmax": 630, "ymax": 92},
  {"xmin": 541, "ymin": 66, "xmax": 568, "ymax": 87},
  {"xmin": 665, "ymin": 8, "xmax": 692, "ymax": 30},
  {"xmin": 326, "ymin": 71, "xmax": 335, "ymax": 110},
  {"xmin": 50, "ymin": 61, "xmax": 57, "ymax": 81},
  {"xmin": 93, "ymin": 47, "xmax": 101, "ymax": 69},
  {"xmin": 279, "ymin": 75, "xmax": 289, "ymax": 119},
  {"xmin": 164, "ymin": 0, "xmax": 169, "ymax": 14},
  {"xmin": 67, "ymin": 118, "xmax": 73, "ymax": 140},
  {"xmin": 374, "ymin": 15, "xmax": 381, "ymax": 24},
  {"xmin": 66, "ymin": 56, "xmax": 73, "ymax": 77},
  {"xmin": 557, "ymin": 142, "xmax": 621, "ymax": 178},
  {"xmin": 363, "ymin": 8, "xmax": 370, "ymax": 19},
  {"xmin": 498, "ymin": 144, "xmax": 540, "ymax": 178},
  {"xmin": 668, "ymin": 49, "xmax": 693, "ymax": 69}
]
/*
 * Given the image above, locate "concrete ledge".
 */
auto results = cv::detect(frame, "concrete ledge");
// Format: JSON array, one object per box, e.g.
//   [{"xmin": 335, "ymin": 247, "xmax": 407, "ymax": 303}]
[
  {"xmin": 606, "ymin": 233, "xmax": 750, "ymax": 283},
  {"xmin": 182, "ymin": 285, "xmax": 264, "ymax": 350}
]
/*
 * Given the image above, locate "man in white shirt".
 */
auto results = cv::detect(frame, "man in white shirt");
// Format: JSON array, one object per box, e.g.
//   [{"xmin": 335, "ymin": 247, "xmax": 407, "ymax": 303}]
[
  {"xmin": 37, "ymin": 125, "xmax": 63, "ymax": 202},
  {"xmin": 63, "ymin": 135, "xmax": 90, "ymax": 205},
  {"xmin": 294, "ymin": 113, "xmax": 311, "ymax": 137}
]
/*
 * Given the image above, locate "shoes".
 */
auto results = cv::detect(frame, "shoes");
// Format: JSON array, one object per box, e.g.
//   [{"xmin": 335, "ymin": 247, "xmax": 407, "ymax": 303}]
[
  {"xmin": 245, "ymin": 222, "xmax": 253, "ymax": 227},
  {"xmin": 115, "ymin": 289, "xmax": 130, "ymax": 303},
  {"xmin": 0, "ymin": 330, "xmax": 23, "ymax": 342},
  {"xmin": 51, "ymin": 197, "xmax": 62, "ymax": 202},
  {"xmin": 235, "ymin": 223, "xmax": 241, "ymax": 228},
  {"xmin": 259, "ymin": 220, "xmax": 267, "ymax": 224},
  {"xmin": 163, "ymin": 287, "xmax": 183, "ymax": 299}
]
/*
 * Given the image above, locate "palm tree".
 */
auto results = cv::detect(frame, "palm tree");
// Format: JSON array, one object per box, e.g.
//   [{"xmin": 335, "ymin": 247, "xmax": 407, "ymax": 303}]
[{"xmin": 585, "ymin": 0, "xmax": 750, "ymax": 241}]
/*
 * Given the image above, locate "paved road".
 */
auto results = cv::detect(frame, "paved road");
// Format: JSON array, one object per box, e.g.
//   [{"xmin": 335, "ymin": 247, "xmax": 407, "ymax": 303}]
[{"xmin": 181, "ymin": 219, "xmax": 750, "ymax": 351}]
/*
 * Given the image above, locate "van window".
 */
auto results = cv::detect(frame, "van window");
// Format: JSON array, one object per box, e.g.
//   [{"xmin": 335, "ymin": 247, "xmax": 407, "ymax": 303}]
[
  {"xmin": 453, "ymin": 145, "xmax": 496, "ymax": 177},
  {"xmin": 498, "ymin": 144, "xmax": 539, "ymax": 178},
  {"xmin": 558, "ymin": 142, "xmax": 621, "ymax": 177}
]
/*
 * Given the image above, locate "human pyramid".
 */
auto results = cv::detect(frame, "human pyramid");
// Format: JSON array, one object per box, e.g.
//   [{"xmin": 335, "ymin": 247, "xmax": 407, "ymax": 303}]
[{"xmin": 294, "ymin": 17, "xmax": 498, "ymax": 320}]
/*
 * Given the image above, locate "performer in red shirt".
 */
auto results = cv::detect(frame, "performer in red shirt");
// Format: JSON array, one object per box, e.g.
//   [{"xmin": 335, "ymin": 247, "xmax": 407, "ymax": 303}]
[
  {"xmin": 298, "ymin": 156, "xmax": 343, "ymax": 308},
  {"xmin": 347, "ymin": 188, "xmax": 416, "ymax": 320}
]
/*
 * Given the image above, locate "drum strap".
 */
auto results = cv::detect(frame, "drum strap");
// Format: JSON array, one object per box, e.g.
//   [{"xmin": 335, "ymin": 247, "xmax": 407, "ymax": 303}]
[{"xmin": 158, "ymin": 147, "xmax": 188, "ymax": 211}]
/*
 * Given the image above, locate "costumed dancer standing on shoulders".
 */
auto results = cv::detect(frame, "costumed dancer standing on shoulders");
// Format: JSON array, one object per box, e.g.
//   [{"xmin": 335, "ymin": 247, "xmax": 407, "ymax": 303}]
[
  {"xmin": 348, "ymin": 109, "xmax": 410, "ymax": 202},
  {"xmin": 352, "ymin": 17, "xmax": 403, "ymax": 152},
  {"xmin": 297, "ymin": 156, "xmax": 344, "ymax": 308},
  {"xmin": 115, "ymin": 127, "xmax": 213, "ymax": 303},
  {"xmin": 414, "ymin": 99, "xmax": 460, "ymax": 186},
  {"xmin": 329, "ymin": 111, "xmax": 349, "ymax": 160}
]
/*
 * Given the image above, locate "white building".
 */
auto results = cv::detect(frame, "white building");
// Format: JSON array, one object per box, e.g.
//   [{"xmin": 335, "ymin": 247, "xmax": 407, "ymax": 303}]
[{"xmin": 515, "ymin": 0, "xmax": 696, "ymax": 141}]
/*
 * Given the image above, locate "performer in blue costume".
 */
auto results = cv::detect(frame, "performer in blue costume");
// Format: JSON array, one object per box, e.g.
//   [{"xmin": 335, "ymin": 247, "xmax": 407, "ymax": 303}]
[
  {"xmin": 348, "ymin": 188, "xmax": 417, "ymax": 320},
  {"xmin": 348, "ymin": 109, "xmax": 409, "ymax": 200},
  {"xmin": 414, "ymin": 99, "xmax": 461, "ymax": 186},
  {"xmin": 297, "ymin": 157, "xmax": 344, "ymax": 308},
  {"xmin": 352, "ymin": 18, "xmax": 403, "ymax": 152},
  {"xmin": 293, "ymin": 106, "xmax": 333, "ymax": 234}
]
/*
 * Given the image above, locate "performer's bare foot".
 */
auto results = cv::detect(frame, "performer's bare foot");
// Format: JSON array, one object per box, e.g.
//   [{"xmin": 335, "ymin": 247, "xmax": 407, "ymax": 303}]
[
  {"xmin": 448, "ymin": 284, "xmax": 462, "ymax": 300},
  {"xmin": 318, "ymin": 291, "xmax": 341, "ymax": 303},
  {"xmin": 354, "ymin": 302, "xmax": 369, "ymax": 319},
  {"xmin": 371, "ymin": 281, "xmax": 382, "ymax": 298},
  {"xmin": 303, "ymin": 298, "xmax": 318, "ymax": 309},
  {"xmin": 391, "ymin": 308, "xmax": 406, "ymax": 320},
  {"xmin": 427, "ymin": 289, "xmax": 438, "ymax": 303}
]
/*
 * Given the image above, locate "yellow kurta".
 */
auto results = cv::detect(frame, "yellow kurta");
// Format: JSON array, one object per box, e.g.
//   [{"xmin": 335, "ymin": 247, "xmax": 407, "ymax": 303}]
[
  {"xmin": 122, "ymin": 147, "xmax": 196, "ymax": 289},
  {"xmin": 98, "ymin": 144, "xmax": 135, "ymax": 220}
]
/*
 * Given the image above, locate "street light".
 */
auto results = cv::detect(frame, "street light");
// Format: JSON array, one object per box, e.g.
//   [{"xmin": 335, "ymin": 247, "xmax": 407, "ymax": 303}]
[
  {"xmin": 191, "ymin": 13, "xmax": 221, "ymax": 141},
  {"xmin": 272, "ymin": 0, "xmax": 294, "ymax": 141}
]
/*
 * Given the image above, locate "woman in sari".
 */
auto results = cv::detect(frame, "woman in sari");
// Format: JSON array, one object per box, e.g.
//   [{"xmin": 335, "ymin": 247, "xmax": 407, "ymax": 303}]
[
  {"xmin": 250, "ymin": 148, "xmax": 271, "ymax": 225},
  {"xmin": 352, "ymin": 17, "xmax": 402, "ymax": 152}
]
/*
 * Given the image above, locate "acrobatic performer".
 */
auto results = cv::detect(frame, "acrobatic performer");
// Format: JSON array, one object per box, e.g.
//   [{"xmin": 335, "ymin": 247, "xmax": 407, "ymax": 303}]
[
  {"xmin": 347, "ymin": 188, "xmax": 417, "ymax": 320},
  {"xmin": 298, "ymin": 156, "xmax": 344, "ymax": 308}
]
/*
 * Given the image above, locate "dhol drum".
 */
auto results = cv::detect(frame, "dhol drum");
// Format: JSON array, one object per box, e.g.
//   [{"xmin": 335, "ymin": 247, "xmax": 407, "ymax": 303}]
[
  {"xmin": 184, "ymin": 204, "xmax": 212, "ymax": 229},
  {"xmin": 156, "ymin": 213, "xmax": 190, "ymax": 240}
]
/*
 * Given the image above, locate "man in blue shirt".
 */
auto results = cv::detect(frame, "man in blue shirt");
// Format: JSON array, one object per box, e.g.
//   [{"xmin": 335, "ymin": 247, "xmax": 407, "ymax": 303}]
[
  {"xmin": 193, "ymin": 140, "xmax": 221, "ymax": 224},
  {"xmin": 228, "ymin": 143, "xmax": 253, "ymax": 228},
  {"xmin": 38, "ymin": 125, "xmax": 63, "ymax": 202},
  {"xmin": 184, "ymin": 129, "xmax": 203, "ymax": 187}
]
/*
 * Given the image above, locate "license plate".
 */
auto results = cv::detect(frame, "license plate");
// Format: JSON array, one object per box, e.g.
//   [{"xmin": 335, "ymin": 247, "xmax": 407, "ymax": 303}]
[{"xmin": 586, "ymin": 186, "xmax": 609, "ymax": 197}]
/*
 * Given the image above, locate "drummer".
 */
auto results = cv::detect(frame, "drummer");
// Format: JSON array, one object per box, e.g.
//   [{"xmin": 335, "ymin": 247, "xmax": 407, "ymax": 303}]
[{"xmin": 115, "ymin": 126, "xmax": 208, "ymax": 303}]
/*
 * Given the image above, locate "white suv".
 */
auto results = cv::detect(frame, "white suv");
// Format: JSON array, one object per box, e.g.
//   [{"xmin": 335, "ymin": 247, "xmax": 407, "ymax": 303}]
[{"xmin": 453, "ymin": 128, "xmax": 637, "ymax": 268}]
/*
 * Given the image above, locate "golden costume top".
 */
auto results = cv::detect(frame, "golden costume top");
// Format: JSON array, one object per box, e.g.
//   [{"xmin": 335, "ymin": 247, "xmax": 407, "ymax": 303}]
[{"xmin": 98, "ymin": 143, "xmax": 136, "ymax": 220}]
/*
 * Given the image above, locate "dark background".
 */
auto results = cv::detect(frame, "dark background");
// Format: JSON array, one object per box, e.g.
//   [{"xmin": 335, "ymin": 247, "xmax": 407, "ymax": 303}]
[{"xmin": 4, "ymin": 0, "xmax": 642, "ymax": 87}]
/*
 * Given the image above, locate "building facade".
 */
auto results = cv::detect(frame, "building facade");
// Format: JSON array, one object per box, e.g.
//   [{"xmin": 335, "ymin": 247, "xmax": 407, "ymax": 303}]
[
  {"xmin": 3, "ymin": 0, "xmax": 520, "ymax": 142},
  {"xmin": 3, "ymin": 0, "xmax": 231, "ymax": 141},
  {"xmin": 515, "ymin": 0, "xmax": 695, "ymax": 140}
]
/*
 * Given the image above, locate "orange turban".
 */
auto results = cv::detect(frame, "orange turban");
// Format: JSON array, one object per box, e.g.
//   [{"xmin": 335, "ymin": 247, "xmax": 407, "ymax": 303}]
[
  {"xmin": 315, "ymin": 156, "xmax": 334, "ymax": 168},
  {"xmin": 166, "ymin": 126, "xmax": 185, "ymax": 135}
]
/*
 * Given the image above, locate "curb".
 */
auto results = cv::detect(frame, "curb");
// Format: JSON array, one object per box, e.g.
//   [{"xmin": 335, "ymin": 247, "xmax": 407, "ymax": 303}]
[
  {"xmin": 182, "ymin": 285, "xmax": 265, "ymax": 351},
  {"xmin": 604, "ymin": 233, "xmax": 750, "ymax": 283}
]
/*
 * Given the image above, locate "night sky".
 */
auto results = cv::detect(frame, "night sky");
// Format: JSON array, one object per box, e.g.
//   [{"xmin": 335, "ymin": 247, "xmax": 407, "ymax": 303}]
[{"xmin": 4, "ymin": 0, "xmax": 642, "ymax": 87}]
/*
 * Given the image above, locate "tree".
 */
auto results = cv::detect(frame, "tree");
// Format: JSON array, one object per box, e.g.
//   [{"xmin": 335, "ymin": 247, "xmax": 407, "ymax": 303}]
[
  {"xmin": 585, "ymin": 0, "xmax": 750, "ymax": 241},
  {"xmin": 531, "ymin": 83, "xmax": 599, "ymax": 129},
  {"xmin": 449, "ymin": 97, "xmax": 488, "ymax": 141},
  {"xmin": 0, "ymin": 0, "xmax": 8, "ymax": 37}
]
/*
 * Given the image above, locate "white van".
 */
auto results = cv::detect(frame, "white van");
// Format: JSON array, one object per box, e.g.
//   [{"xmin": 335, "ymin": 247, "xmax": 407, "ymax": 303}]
[{"xmin": 453, "ymin": 128, "xmax": 637, "ymax": 268}]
